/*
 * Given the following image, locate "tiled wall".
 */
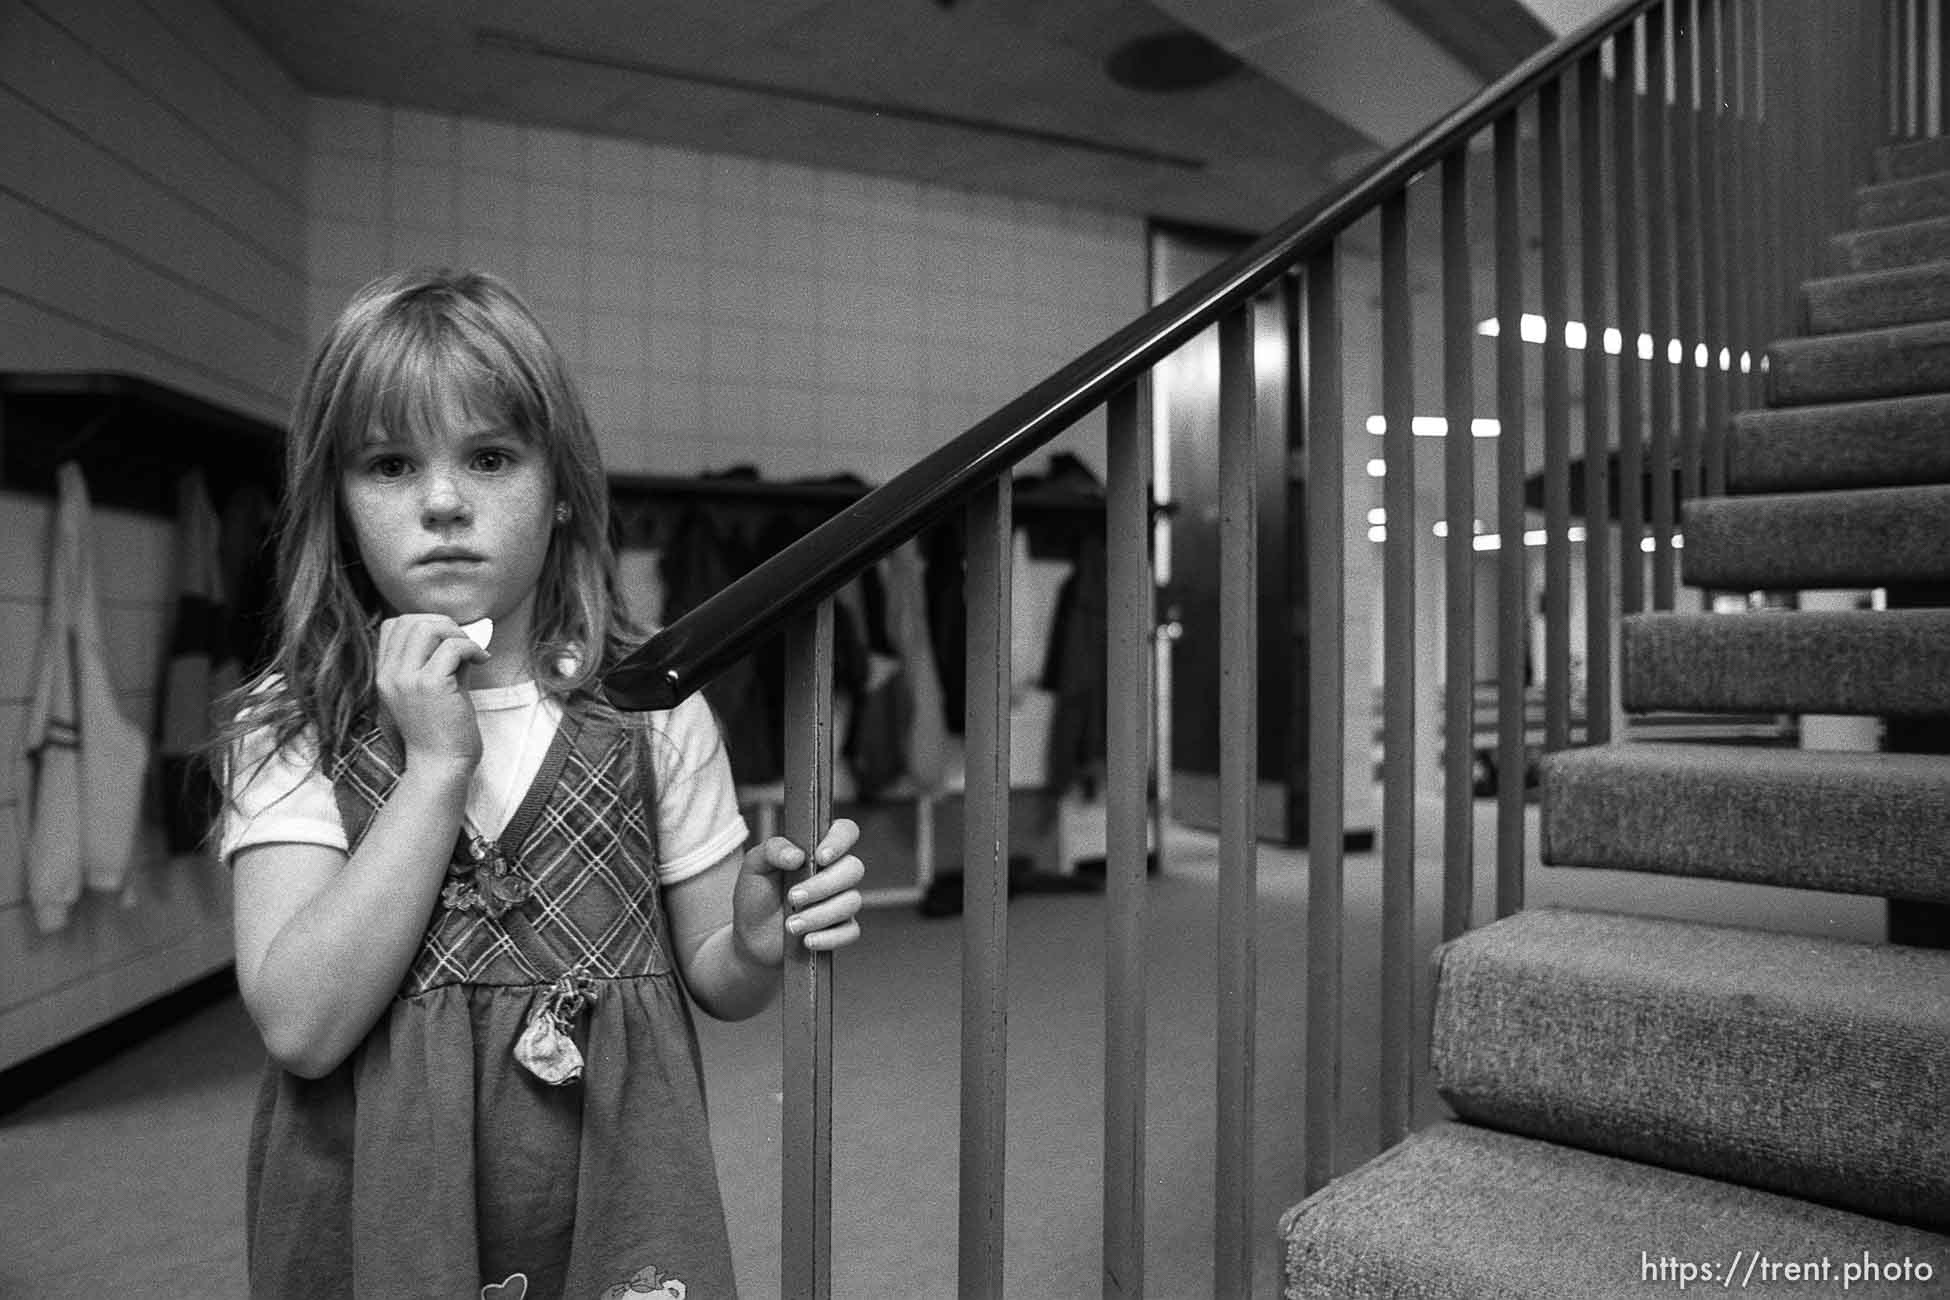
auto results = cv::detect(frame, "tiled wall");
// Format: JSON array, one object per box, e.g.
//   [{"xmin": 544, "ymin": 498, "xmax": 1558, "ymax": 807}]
[
  {"xmin": 0, "ymin": 0, "xmax": 307, "ymax": 1070},
  {"xmin": 0, "ymin": 10, "xmax": 1151, "ymax": 1066},
  {"xmin": 305, "ymin": 98, "xmax": 1146, "ymax": 484},
  {"xmin": 301, "ymin": 100, "xmax": 1150, "ymax": 890}
]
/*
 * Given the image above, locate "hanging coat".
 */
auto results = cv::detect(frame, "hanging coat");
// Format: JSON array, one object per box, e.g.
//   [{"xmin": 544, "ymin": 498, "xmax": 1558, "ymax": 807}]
[
  {"xmin": 157, "ymin": 471, "xmax": 227, "ymax": 854},
  {"xmin": 883, "ymin": 539, "xmax": 947, "ymax": 792},
  {"xmin": 658, "ymin": 495, "xmax": 779, "ymax": 784},
  {"xmin": 26, "ymin": 463, "xmax": 150, "ymax": 932},
  {"xmin": 1041, "ymin": 528, "xmax": 1108, "ymax": 800}
]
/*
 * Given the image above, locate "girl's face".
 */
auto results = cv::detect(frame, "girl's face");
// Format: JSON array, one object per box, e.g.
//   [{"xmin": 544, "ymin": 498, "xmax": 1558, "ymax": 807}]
[{"xmin": 340, "ymin": 389, "xmax": 556, "ymax": 654}]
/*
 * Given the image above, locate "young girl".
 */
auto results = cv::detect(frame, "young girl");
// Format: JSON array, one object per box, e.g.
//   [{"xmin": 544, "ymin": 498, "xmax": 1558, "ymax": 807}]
[{"xmin": 216, "ymin": 268, "xmax": 865, "ymax": 1300}]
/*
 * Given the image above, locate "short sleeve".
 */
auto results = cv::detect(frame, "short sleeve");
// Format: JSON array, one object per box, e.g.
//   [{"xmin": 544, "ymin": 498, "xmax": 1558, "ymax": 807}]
[
  {"xmin": 217, "ymin": 717, "xmax": 348, "ymax": 867},
  {"xmin": 647, "ymin": 692, "xmax": 750, "ymax": 885}
]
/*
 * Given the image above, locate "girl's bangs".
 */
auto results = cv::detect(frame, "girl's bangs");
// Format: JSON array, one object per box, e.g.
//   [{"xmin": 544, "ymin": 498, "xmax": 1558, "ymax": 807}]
[{"xmin": 336, "ymin": 311, "xmax": 540, "ymax": 454}]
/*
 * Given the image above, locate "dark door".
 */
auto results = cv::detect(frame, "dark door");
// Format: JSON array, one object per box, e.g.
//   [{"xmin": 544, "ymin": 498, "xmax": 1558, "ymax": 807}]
[{"xmin": 1152, "ymin": 222, "xmax": 1296, "ymax": 840}]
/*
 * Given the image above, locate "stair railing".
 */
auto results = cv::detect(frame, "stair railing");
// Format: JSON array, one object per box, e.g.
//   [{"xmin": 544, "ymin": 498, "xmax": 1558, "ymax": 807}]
[
  {"xmin": 1890, "ymin": 0, "xmax": 1950, "ymax": 137},
  {"xmin": 600, "ymin": 0, "xmax": 1899, "ymax": 1294}
]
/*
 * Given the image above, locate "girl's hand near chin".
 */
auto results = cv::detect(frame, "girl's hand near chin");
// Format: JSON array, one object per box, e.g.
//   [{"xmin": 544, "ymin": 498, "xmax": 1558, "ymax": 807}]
[
  {"xmin": 374, "ymin": 614, "xmax": 489, "ymax": 769},
  {"xmin": 733, "ymin": 819, "xmax": 866, "ymax": 966}
]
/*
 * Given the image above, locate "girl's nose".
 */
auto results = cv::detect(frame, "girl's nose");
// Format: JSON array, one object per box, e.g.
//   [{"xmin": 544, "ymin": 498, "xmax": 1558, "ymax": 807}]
[{"xmin": 420, "ymin": 471, "xmax": 470, "ymax": 524}]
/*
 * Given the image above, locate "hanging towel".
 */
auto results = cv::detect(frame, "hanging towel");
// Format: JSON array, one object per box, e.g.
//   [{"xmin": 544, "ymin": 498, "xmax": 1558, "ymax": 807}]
[
  {"xmin": 26, "ymin": 462, "xmax": 150, "ymax": 932},
  {"xmin": 157, "ymin": 470, "xmax": 228, "ymax": 854}
]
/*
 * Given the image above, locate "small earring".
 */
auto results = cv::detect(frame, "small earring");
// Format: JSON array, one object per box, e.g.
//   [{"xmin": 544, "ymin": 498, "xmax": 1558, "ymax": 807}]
[{"xmin": 554, "ymin": 503, "xmax": 571, "ymax": 525}]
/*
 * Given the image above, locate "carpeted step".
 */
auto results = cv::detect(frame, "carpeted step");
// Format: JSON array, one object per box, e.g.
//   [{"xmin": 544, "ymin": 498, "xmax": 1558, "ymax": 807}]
[
  {"xmin": 1832, "ymin": 215, "xmax": 1950, "ymax": 273},
  {"xmin": 1430, "ymin": 908, "xmax": 1950, "ymax": 1231},
  {"xmin": 1540, "ymin": 743, "xmax": 1950, "ymax": 904},
  {"xmin": 1622, "ymin": 608, "xmax": 1950, "ymax": 716},
  {"xmin": 1728, "ymin": 392, "xmax": 1950, "ymax": 492},
  {"xmin": 1768, "ymin": 319, "xmax": 1950, "ymax": 404},
  {"xmin": 1681, "ymin": 483, "xmax": 1950, "ymax": 589},
  {"xmin": 1858, "ymin": 170, "xmax": 1950, "ymax": 227},
  {"xmin": 1878, "ymin": 136, "xmax": 1950, "ymax": 181},
  {"xmin": 1806, "ymin": 259, "xmax": 1950, "ymax": 333},
  {"xmin": 1280, "ymin": 1123, "xmax": 1948, "ymax": 1299}
]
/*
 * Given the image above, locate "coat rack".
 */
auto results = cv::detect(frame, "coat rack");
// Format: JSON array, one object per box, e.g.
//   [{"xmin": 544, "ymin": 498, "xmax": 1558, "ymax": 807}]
[
  {"xmin": 0, "ymin": 371, "xmax": 285, "ymax": 516},
  {"xmin": 606, "ymin": 467, "xmax": 1121, "ymax": 553}
]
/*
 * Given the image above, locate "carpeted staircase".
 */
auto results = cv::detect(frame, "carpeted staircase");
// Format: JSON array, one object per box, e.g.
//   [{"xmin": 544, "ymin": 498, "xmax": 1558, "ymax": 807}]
[{"xmin": 1279, "ymin": 138, "xmax": 1950, "ymax": 1296}]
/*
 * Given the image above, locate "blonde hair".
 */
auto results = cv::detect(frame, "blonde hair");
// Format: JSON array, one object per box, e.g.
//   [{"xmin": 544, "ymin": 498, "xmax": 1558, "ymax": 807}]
[{"xmin": 214, "ymin": 268, "xmax": 642, "ymax": 776}]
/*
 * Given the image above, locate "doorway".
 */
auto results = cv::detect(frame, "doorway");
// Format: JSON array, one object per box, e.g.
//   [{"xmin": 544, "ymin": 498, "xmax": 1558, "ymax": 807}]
[{"xmin": 1151, "ymin": 221, "xmax": 1299, "ymax": 842}]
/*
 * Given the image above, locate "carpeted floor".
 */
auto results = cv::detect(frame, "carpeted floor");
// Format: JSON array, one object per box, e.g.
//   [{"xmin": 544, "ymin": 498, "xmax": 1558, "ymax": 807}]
[{"xmin": 0, "ymin": 801, "xmax": 1885, "ymax": 1298}]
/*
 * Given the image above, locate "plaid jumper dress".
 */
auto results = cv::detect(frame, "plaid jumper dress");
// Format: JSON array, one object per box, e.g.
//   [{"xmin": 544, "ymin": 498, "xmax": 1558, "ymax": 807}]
[{"xmin": 243, "ymin": 698, "xmax": 738, "ymax": 1299}]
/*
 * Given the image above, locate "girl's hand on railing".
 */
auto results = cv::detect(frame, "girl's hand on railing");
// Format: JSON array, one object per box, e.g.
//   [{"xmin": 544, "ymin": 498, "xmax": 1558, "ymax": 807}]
[{"xmin": 734, "ymin": 819, "xmax": 866, "ymax": 965}]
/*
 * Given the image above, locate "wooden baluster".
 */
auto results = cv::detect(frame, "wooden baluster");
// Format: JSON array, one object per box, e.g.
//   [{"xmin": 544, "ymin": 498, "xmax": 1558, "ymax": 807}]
[
  {"xmin": 961, "ymin": 479, "xmax": 1011, "ymax": 1300},
  {"xmin": 1104, "ymin": 381, "xmax": 1150, "ymax": 1300},
  {"xmin": 1540, "ymin": 77, "xmax": 1573, "ymax": 755},
  {"xmin": 1674, "ymin": 0, "xmax": 1705, "ymax": 512},
  {"xmin": 1379, "ymin": 191, "xmax": 1415, "ymax": 1145},
  {"xmin": 1926, "ymin": 0, "xmax": 1942, "ymax": 136},
  {"xmin": 782, "ymin": 603, "xmax": 835, "ymax": 1300},
  {"xmin": 1616, "ymin": 18, "xmax": 1648, "ymax": 618},
  {"xmin": 1284, "ymin": 271, "xmax": 1310, "ymax": 851},
  {"xmin": 1303, "ymin": 245, "xmax": 1345, "ymax": 1195},
  {"xmin": 1888, "ymin": 0, "xmax": 1899, "ymax": 138},
  {"xmin": 1719, "ymin": 0, "xmax": 1752, "ymax": 421},
  {"xmin": 1910, "ymin": 0, "xmax": 1923, "ymax": 136},
  {"xmin": 1580, "ymin": 49, "xmax": 1615, "ymax": 747},
  {"xmin": 1701, "ymin": 0, "xmax": 1730, "ymax": 495},
  {"xmin": 1494, "ymin": 108, "xmax": 1528, "ymax": 918},
  {"xmin": 1744, "ymin": 0, "xmax": 1769, "ymax": 400},
  {"xmin": 1215, "ymin": 306, "xmax": 1259, "ymax": 1295},
  {"xmin": 1646, "ymin": 1, "xmax": 1679, "ymax": 611},
  {"xmin": 1441, "ymin": 149, "xmax": 1478, "ymax": 940}
]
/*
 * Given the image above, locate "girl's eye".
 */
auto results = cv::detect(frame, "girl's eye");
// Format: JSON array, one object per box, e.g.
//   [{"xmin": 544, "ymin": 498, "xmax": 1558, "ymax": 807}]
[
  {"xmin": 368, "ymin": 455, "xmax": 410, "ymax": 479},
  {"xmin": 472, "ymin": 448, "xmax": 516, "ymax": 473}
]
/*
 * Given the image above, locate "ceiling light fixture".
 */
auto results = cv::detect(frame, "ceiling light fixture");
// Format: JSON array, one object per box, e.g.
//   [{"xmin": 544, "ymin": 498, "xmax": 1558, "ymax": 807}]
[{"xmin": 1105, "ymin": 31, "xmax": 1243, "ymax": 93}]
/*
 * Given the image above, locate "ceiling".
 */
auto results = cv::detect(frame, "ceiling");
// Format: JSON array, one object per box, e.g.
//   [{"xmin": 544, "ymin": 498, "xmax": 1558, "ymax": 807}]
[{"xmin": 222, "ymin": 0, "xmax": 1554, "ymax": 234}]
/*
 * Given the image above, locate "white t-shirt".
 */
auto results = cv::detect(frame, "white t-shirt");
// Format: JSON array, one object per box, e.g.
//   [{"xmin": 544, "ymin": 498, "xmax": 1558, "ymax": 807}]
[{"xmin": 219, "ymin": 681, "xmax": 748, "ymax": 886}]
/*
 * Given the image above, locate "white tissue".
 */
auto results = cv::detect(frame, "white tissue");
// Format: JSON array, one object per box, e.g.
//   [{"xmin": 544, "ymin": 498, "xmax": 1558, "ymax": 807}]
[{"xmin": 461, "ymin": 618, "xmax": 494, "ymax": 650}]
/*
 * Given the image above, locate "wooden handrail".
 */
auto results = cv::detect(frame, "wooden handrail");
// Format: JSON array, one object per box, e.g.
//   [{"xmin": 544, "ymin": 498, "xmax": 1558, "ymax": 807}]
[{"xmin": 600, "ymin": 0, "xmax": 1666, "ymax": 711}]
